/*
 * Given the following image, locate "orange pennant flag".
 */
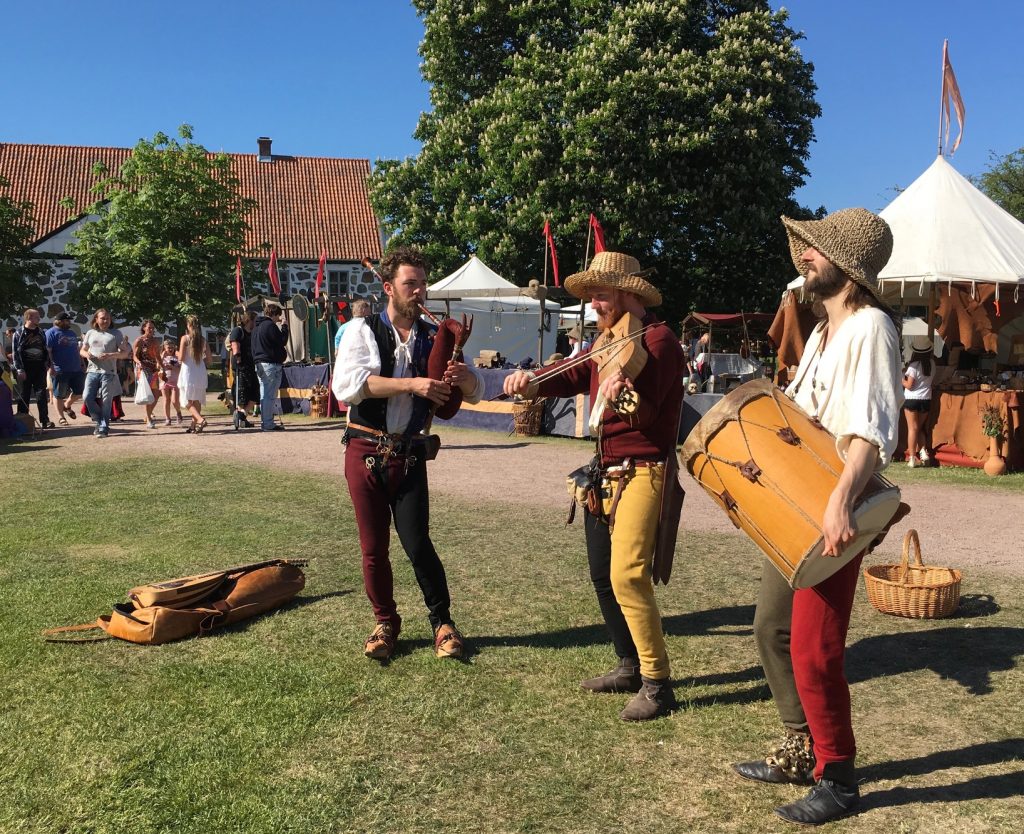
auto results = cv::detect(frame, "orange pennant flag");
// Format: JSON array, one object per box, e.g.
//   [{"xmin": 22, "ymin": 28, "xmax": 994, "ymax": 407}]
[{"xmin": 941, "ymin": 40, "xmax": 966, "ymax": 155}]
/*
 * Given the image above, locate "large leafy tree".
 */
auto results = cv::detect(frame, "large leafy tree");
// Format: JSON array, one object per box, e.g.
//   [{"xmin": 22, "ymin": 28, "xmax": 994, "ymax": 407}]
[
  {"xmin": 0, "ymin": 176, "xmax": 50, "ymax": 319},
  {"xmin": 976, "ymin": 147, "xmax": 1024, "ymax": 223},
  {"xmin": 369, "ymin": 0, "xmax": 822, "ymax": 320},
  {"xmin": 63, "ymin": 125, "xmax": 256, "ymax": 327}
]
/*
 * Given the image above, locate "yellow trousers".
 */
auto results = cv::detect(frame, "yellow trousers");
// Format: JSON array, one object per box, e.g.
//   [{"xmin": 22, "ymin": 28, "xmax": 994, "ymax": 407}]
[{"xmin": 602, "ymin": 466, "xmax": 670, "ymax": 680}]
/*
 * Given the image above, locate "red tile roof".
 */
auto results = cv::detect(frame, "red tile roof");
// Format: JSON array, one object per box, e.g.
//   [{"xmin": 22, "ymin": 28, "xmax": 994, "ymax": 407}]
[{"xmin": 0, "ymin": 142, "xmax": 382, "ymax": 262}]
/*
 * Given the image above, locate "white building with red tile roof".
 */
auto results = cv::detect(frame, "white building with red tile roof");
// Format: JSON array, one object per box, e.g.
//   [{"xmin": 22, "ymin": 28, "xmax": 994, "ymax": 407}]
[{"xmin": 0, "ymin": 137, "xmax": 384, "ymax": 327}]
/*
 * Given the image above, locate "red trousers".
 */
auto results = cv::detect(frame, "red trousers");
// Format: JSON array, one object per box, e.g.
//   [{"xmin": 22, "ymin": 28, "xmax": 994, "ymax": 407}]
[{"xmin": 754, "ymin": 551, "xmax": 864, "ymax": 780}]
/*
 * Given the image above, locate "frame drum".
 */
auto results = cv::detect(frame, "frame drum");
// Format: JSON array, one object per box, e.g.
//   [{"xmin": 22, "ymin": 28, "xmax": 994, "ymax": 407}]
[{"xmin": 678, "ymin": 379, "xmax": 901, "ymax": 589}]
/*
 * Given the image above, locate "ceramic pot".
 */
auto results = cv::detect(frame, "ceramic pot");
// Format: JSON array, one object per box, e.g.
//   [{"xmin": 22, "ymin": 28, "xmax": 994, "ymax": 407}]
[{"xmin": 984, "ymin": 436, "xmax": 1007, "ymax": 477}]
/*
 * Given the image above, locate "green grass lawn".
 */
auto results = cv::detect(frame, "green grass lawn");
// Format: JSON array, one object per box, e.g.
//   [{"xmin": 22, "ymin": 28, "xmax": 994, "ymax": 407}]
[{"xmin": 1, "ymin": 457, "xmax": 1021, "ymax": 833}]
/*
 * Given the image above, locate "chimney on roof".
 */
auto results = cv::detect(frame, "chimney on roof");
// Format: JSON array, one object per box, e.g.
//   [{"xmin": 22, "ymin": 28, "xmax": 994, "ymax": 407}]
[{"xmin": 257, "ymin": 137, "xmax": 273, "ymax": 163}]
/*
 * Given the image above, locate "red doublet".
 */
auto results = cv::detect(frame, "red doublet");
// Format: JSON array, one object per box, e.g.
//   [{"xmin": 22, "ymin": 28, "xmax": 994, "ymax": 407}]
[{"xmin": 536, "ymin": 314, "xmax": 684, "ymax": 463}]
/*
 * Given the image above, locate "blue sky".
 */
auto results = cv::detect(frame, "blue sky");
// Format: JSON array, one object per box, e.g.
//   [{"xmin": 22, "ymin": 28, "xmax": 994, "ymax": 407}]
[{"xmin": 3, "ymin": 1, "xmax": 1023, "ymax": 216}]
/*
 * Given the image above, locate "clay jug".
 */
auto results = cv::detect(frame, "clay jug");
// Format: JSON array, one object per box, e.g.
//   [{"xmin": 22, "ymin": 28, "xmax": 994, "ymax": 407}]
[{"xmin": 984, "ymin": 437, "xmax": 1007, "ymax": 477}]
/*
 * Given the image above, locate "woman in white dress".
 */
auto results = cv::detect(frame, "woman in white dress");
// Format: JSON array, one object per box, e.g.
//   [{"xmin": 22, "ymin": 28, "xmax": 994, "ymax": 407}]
[{"xmin": 177, "ymin": 315, "xmax": 212, "ymax": 433}]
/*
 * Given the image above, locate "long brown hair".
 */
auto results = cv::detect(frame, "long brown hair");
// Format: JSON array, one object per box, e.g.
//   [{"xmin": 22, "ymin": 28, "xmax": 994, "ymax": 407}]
[
  {"xmin": 907, "ymin": 350, "xmax": 933, "ymax": 376},
  {"xmin": 185, "ymin": 315, "xmax": 205, "ymax": 362}
]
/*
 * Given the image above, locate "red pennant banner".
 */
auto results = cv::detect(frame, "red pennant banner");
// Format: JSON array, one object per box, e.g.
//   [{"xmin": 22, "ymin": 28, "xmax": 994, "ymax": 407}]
[
  {"xmin": 268, "ymin": 249, "xmax": 281, "ymax": 295},
  {"xmin": 235, "ymin": 256, "xmax": 243, "ymax": 302},
  {"xmin": 589, "ymin": 213, "xmax": 606, "ymax": 254},
  {"xmin": 543, "ymin": 219, "xmax": 560, "ymax": 287},
  {"xmin": 314, "ymin": 250, "xmax": 327, "ymax": 297}
]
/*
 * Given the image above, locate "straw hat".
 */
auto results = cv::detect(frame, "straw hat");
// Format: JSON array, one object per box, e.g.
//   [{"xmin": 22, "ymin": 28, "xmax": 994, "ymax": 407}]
[
  {"xmin": 909, "ymin": 335, "xmax": 934, "ymax": 353},
  {"xmin": 781, "ymin": 208, "xmax": 893, "ymax": 307},
  {"xmin": 564, "ymin": 251, "xmax": 662, "ymax": 307}
]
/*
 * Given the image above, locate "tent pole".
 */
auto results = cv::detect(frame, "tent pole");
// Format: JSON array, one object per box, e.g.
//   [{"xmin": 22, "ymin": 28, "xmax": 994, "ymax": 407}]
[
  {"xmin": 538, "ymin": 294, "xmax": 546, "ymax": 367},
  {"xmin": 927, "ymin": 282, "xmax": 937, "ymax": 343},
  {"xmin": 578, "ymin": 219, "xmax": 593, "ymax": 341}
]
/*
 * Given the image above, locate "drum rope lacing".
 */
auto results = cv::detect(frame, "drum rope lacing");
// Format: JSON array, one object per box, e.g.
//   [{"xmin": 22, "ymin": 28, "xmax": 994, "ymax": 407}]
[{"xmin": 695, "ymin": 388, "xmax": 841, "ymax": 553}]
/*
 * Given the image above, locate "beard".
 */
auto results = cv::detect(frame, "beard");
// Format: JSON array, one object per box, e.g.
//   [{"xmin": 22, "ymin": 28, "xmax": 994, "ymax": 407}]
[
  {"xmin": 804, "ymin": 260, "xmax": 849, "ymax": 298},
  {"xmin": 392, "ymin": 296, "xmax": 421, "ymax": 321},
  {"xmin": 594, "ymin": 304, "xmax": 624, "ymax": 332}
]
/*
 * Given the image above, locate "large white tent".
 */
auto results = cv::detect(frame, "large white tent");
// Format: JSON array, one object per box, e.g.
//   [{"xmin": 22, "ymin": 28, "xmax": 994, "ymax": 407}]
[
  {"xmin": 786, "ymin": 156, "xmax": 1024, "ymax": 302},
  {"xmin": 878, "ymin": 155, "xmax": 1024, "ymax": 300},
  {"xmin": 424, "ymin": 255, "xmax": 560, "ymax": 365}
]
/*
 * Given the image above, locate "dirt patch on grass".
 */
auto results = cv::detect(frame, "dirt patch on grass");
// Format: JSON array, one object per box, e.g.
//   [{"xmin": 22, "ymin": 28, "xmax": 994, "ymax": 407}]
[{"xmin": 13, "ymin": 400, "xmax": 1023, "ymax": 578}]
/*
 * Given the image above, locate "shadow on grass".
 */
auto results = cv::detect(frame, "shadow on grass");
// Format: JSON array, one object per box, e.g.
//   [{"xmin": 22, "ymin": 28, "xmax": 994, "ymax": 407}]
[
  {"xmin": 470, "ymin": 604, "xmax": 757, "ymax": 652},
  {"xmin": 210, "ymin": 589, "xmax": 355, "ymax": 637},
  {"xmin": 847, "ymin": 626, "xmax": 1024, "ymax": 695},
  {"xmin": 0, "ymin": 442, "xmax": 63, "ymax": 454},
  {"xmin": 861, "ymin": 738, "xmax": 1024, "ymax": 807}
]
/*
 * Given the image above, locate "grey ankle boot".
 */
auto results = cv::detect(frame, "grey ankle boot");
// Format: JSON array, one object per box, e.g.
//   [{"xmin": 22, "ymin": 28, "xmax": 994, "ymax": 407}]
[
  {"xmin": 580, "ymin": 657, "xmax": 642, "ymax": 693},
  {"xmin": 620, "ymin": 676, "xmax": 678, "ymax": 721}
]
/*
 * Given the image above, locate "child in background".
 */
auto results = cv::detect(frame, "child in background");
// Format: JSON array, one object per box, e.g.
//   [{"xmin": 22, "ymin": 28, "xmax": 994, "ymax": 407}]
[{"xmin": 160, "ymin": 339, "xmax": 183, "ymax": 426}]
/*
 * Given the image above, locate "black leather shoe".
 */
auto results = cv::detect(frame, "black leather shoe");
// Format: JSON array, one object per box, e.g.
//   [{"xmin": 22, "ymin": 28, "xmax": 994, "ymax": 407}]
[
  {"xmin": 732, "ymin": 731, "xmax": 815, "ymax": 786},
  {"xmin": 731, "ymin": 760, "xmax": 815, "ymax": 786},
  {"xmin": 774, "ymin": 779, "xmax": 860, "ymax": 826}
]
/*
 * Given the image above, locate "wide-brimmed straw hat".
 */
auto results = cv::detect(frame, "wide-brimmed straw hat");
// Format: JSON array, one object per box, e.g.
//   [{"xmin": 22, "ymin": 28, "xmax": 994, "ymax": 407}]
[
  {"xmin": 909, "ymin": 335, "xmax": 934, "ymax": 353},
  {"xmin": 564, "ymin": 251, "xmax": 662, "ymax": 308},
  {"xmin": 782, "ymin": 208, "xmax": 893, "ymax": 307}
]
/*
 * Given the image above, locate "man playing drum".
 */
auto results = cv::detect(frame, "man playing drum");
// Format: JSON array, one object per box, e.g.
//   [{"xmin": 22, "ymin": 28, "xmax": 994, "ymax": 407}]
[
  {"xmin": 503, "ymin": 252, "xmax": 685, "ymax": 721},
  {"xmin": 732, "ymin": 209, "xmax": 903, "ymax": 825}
]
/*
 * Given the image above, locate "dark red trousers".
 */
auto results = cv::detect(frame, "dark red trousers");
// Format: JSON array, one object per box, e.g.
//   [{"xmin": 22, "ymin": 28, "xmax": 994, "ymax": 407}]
[
  {"xmin": 344, "ymin": 437, "xmax": 451, "ymax": 632},
  {"xmin": 791, "ymin": 553, "xmax": 864, "ymax": 779},
  {"xmin": 754, "ymin": 551, "xmax": 865, "ymax": 780}
]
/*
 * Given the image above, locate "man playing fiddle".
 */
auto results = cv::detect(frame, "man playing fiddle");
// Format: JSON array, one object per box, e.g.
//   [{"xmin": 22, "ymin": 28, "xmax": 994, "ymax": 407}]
[
  {"xmin": 332, "ymin": 246, "xmax": 484, "ymax": 662},
  {"xmin": 504, "ymin": 251, "xmax": 684, "ymax": 721}
]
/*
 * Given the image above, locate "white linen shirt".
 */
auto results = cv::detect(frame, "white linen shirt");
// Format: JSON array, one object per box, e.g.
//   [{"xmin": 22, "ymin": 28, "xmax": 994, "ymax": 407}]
[
  {"xmin": 785, "ymin": 306, "xmax": 903, "ymax": 470},
  {"xmin": 332, "ymin": 317, "xmax": 484, "ymax": 434}
]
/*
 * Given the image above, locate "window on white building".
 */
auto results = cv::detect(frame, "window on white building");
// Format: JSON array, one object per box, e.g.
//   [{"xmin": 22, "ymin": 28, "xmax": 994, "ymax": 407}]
[{"xmin": 328, "ymin": 269, "xmax": 350, "ymax": 298}]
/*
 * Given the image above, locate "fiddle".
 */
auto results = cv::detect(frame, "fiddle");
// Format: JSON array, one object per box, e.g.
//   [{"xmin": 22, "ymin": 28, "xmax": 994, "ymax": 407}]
[{"xmin": 587, "ymin": 312, "xmax": 649, "ymax": 426}]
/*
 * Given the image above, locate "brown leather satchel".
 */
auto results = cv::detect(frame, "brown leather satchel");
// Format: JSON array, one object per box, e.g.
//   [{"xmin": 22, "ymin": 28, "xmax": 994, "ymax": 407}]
[{"xmin": 44, "ymin": 560, "xmax": 306, "ymax": 645}]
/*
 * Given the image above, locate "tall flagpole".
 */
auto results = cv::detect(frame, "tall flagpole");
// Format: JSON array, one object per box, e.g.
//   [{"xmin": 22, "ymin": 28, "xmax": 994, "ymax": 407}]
[
  {"xmin": 542, "ymin": 221, "xmax": 549, "ymax": 287},
  {"xmin": 578, "ymin": 217, "xmax": 593, "ymax": 341},
  {"xmin": 937, "ymin": 39, "xmax": 947, "ymax": 157}
]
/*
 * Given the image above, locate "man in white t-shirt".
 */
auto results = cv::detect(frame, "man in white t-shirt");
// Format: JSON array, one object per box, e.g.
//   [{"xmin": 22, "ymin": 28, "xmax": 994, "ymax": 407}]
[
  {"xmin": 79, "ymin": 308, "xmax": 131, "ymax": 438},
  {"xmin": 731, "ymin": 209, "xmax": 902, "ymax": 826}
]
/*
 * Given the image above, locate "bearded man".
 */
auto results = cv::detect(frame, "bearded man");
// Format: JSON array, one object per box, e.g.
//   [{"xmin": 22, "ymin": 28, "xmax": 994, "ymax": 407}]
[
  {"xmin": 332, "ymin": 246, "xmax": 483, "ymax": 662},
  {"xmin": 504, "ymin": 251, "xmax": 684, "ymax": 721},
  {"xmin": 732, "ymin": 208, "xmax": 903, "ymax": 826}
]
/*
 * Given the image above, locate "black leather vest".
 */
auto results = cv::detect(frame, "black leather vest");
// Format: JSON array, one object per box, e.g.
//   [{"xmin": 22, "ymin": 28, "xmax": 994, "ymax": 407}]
[{"xmin": 347, "ymin": 313, "xmax": 433, "ymax": 434}]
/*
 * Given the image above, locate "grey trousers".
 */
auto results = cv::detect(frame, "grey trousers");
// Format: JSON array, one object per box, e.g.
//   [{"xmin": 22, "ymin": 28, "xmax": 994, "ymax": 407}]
[{"xmin": 753, "ymin": 558, "xmax": 808, "ymax": 733}]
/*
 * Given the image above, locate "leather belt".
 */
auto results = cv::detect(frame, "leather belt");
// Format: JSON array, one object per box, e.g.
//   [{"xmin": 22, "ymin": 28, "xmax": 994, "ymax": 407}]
[
  {"xmin": 603, "ymin": 459, "xmax": 664, "ymax": 478},
  {"xmin": 345, "ymin": 422, "xmax": 414, "ymax": 458}
]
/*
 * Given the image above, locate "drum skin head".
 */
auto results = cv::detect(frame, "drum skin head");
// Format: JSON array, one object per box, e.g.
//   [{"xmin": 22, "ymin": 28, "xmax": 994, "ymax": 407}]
[{"xmin": 789, "ymin": 488, "xmax": 902, "ymax": 589}]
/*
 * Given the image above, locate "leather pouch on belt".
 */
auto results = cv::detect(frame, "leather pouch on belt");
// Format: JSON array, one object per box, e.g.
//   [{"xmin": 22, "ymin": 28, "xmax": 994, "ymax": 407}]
[{"xmin": 416, "ymin": 434, "xmax": 441, "ymax": 461}]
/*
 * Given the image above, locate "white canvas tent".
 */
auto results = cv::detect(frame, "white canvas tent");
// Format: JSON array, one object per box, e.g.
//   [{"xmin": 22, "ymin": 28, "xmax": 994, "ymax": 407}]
[
  {"xmin": 424, "ymin": 256, "xmax": 560, "ymax": 365},
  {"xmin": 786, "ymin": 156, "xmax": 1024, "ymax": 301},
  {"xmin": 878, "ymin": 155, "xmax": 1024, "ymax": 302},
  {"xmin": 558, "ymin": 302, "xmax": 597, "ymax": 329}
]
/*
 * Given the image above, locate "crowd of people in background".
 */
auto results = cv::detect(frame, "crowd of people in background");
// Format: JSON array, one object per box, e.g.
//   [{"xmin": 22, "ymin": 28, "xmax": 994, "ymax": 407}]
[{"xmin": 1, "ymin": 301, "xmax": 292, "ymax": 439}]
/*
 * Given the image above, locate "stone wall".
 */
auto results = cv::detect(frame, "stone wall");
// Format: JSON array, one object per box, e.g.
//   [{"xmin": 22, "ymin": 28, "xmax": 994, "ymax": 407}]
[{"xmin": 3, "ymin": 259, "xmax": 383, "ymax": 331}]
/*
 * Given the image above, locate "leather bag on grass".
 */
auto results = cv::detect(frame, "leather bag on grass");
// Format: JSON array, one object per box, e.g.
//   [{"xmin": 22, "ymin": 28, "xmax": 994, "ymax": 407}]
[{"xmin": 43, "ymin": 560, "xmax": 306, "ymax": 645}]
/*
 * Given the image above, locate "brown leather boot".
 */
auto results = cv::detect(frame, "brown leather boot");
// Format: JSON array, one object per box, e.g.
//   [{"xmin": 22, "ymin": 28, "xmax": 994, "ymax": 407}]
[
  {"xmin": 620, "ymin": 677, "xmax": 678, "ymax": 721},
  {"xmin": 580, "ymin": 657, "xmax": 642, "ymax": 693}
]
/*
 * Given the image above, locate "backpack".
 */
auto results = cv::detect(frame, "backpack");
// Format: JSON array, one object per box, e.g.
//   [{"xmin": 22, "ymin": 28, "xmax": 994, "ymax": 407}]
[{"xmin": 44, "ymin": 559, "xmax": 307, "ymax": 645}]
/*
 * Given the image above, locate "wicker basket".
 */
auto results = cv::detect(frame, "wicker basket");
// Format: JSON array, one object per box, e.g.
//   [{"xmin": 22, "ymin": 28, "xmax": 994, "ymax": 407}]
[
  {"xmin": 863, "ymin": 530, "xmax": 961, "ymax": 619},
  {"xmin": 511, "ymin": 398, "xmax": 545, "ymax": 436}
]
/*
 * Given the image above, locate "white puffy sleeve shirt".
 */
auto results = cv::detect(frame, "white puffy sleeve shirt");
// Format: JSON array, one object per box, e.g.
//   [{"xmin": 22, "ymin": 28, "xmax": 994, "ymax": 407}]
[
  {"xmin": 331, "ymin": 318, "xmax": 484, "ymax": 434},
  {"xmin": 785, "ymin": 307, "xmax": 904, "ymax": 470}
]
